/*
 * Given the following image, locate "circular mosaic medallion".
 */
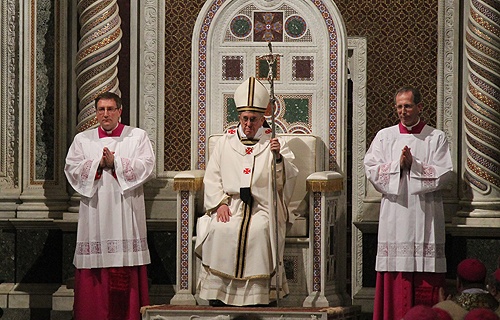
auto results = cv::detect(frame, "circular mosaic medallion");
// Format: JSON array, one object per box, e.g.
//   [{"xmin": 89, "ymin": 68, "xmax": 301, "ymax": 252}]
[
  {"xmin": 285, "ymin": 15, "xmax": 307, "ymax": 38},
  {"xmin": 230, "ymin": 15, "xmax": 252, "ymax": 38}
]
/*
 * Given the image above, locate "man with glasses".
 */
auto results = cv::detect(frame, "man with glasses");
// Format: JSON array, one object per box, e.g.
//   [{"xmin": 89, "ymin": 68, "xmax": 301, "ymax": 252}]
[
  {"xmin": 196, "ymin": 77, "xmax": 298, "ymax": 306},
  {"xmin": 65, "ymin": 91, "xmax": 155, "ymax": 320},
  {"xmin": 364, "ymin": 87, "xmax": 454, "ymax": 319}
]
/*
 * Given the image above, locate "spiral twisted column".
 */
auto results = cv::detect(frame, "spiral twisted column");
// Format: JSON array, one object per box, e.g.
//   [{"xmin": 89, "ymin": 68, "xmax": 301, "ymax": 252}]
[
  {"xmin": 75, "ymin": 0, "xmax": 122, "ymax": 132},
  {"xmin": 462, "ymin": 0, "xmax": 500, "ymax": 214}
]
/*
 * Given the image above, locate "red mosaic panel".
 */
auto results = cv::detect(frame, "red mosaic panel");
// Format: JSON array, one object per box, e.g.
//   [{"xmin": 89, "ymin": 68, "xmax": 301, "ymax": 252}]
[
  {"xmin": 292, "ymin": 56, "xmax": 314, "ymax": 81},
  {"xmin": 254, "ymin": 12, "xmax": 284, "ymax": 42},
  {"xmin": 222, "ymin": 56, "xmax": 244, "ymax": 80}
]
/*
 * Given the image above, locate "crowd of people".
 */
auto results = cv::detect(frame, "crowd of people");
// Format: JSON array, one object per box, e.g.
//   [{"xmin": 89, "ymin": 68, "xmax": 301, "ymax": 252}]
[{"xmin": 64, "ymin": 83, "xmax": 497, "ymax": 320}]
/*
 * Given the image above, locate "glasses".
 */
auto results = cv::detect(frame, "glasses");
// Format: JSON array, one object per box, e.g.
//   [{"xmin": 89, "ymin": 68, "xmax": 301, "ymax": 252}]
[
  {"xmin": 240, "ymin": 116, "xmax": 263, "ymax": 124},
  {"xmin": 96, "ymin": 107, "xmax": 120, "ymax": 114},
  {"xmin": 395, "ymin": 104, "xmax": 416, "ymax": 110}
]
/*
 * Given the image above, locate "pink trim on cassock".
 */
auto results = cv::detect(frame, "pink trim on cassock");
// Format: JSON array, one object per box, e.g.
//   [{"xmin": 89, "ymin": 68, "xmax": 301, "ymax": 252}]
[
  {"xmin": 73, "ymin": 265, "xmax": 149, "ymax": 320},
  {"xmin": 373, "ymin": 271, "xmax": 445, "ymax": 320},
  {"xmin": 398, "ymin": 121, "xmax": 425, "ymax": 134},
  {"xmin": 98, "ymin": 123, "xmax": 125, "ymax": 138}
]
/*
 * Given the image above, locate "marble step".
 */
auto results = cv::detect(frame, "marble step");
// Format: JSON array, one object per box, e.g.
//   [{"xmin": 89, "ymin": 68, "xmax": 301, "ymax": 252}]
[{"xmin": 141, "ymin": 304, "xmax": 361, "ymax": 320}]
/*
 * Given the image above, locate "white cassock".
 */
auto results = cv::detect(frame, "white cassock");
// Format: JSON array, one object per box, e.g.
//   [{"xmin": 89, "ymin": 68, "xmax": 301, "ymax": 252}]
[
  {"xmin": 65, "ymin": 125, "xmax": 154, "ymax": 269},
  {"xmin": 196, "ymin": 127, "xmax": 298, "ymax": 306},
  {"xmin": 364, "ymin": 124, "xmax": 453, "ymax": 273}
]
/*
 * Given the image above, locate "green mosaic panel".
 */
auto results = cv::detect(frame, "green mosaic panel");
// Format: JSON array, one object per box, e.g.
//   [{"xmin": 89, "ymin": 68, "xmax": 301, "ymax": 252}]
[
  {"xmin": 283, "ymin": 98, "xmax": 309, "ymax": 123},
  {"xmin": 257, "ymin": 59, "xmax": 277, "ymax": 79},
  {"xmin": 226, "ymin": 97, "xmax": 238, "ymax": 124}
]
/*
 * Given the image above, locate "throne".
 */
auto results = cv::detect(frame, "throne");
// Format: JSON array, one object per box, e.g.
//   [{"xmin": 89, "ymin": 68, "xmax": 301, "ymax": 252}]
[
  {"xmin": 169, "ymin": 0, "xmax": 349, "ymax": 308},
  {"xmin": 172, "ymin": 133, "xmax": 346, "ymax": 307}
]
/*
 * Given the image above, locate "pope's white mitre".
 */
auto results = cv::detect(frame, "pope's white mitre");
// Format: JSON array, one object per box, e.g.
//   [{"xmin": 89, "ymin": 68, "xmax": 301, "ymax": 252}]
[{"xmin": 234, "ymin": 77, "xmax": 269, "ymax": 113}]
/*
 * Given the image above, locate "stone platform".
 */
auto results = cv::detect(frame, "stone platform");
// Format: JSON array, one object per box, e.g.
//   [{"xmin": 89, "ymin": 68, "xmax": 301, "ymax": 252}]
[{"xmin": 141, "ymin": 304, "xmax": 361, "ymax": 320}]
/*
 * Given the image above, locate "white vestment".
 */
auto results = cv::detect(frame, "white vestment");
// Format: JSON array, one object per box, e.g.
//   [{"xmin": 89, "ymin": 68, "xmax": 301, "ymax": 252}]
[
  {"xmin": 65, "ymin": 125, "xmax": 154, "ymax": 269},
  {"xmin": 364, "ymin": 124, "xmax": 453, "ymax": 273},
  {"xmin": 196, "ymin": 128, "xmax": 298, "ymax": 305}
]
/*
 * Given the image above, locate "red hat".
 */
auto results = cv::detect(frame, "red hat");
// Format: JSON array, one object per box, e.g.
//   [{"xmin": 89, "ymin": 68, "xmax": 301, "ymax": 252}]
[
  {"xmin": 404, "ymin": 305, "xmax": 440, "ymax": 320},
  {"xmin": 464, "ymin": 308, "xmax": 500, "ymax": 320},
  {"xmin": 433, "ymin": 307, "xmax": 453, "ymax": 320},
  {"xmin": 457, "ymin": 258, "xmax": 487, "ymax": 282},
  {"xmin": 494, "ymin": 268, "xmax": 500, "ymax": 282}
]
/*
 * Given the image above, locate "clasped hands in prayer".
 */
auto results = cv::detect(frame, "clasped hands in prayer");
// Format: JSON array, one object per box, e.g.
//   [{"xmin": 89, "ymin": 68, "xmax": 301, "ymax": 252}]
[
  {"xmin": 99, "ymin": 147, "xmax": 115, "ymax": 171},
  {"xmin": 400, "ymin": 145, "xmax": 412, "ymax": 170}
]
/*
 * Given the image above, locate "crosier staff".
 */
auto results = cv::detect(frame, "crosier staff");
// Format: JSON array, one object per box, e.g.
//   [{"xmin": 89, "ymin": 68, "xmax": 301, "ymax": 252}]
[{"xmin": 261, "ymin": 41, "xmax": 282, "ymax": 307}]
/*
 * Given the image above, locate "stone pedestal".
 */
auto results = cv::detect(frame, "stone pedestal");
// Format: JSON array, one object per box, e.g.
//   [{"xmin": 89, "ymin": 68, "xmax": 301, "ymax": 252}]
[{"xmin": 142, "ymin": 305, "xmax": 362, "ymax": 320}]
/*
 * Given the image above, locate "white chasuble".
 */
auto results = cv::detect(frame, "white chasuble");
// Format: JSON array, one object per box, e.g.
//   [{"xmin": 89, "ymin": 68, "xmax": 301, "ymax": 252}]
[
  {"xmin": 364, "ymin": 124, "xmax": 453, "ymax": 273},
  {"xmin": 65, "ymin": 126, "xmax": 154, "ymax": 269},
  {"xmin": 197, "ymin": 128, "xmax": 298, "ymax": 305}
]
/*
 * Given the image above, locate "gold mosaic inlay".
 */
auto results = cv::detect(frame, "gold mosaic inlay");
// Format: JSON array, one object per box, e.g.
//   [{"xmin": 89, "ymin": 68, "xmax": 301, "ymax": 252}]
[
  {"xmin": 467, "ymin": 158, "xmax": 500, "ymax": 187},
  {"xmin": 173, "ymin": 177, "xmax": 204, "ymax": 192},
  {"xmin": 469, "ymin": 84, "xmax": 498, "ymax": 111},
  {"xmin": 306, "ymin": 179, "xmax": 343, "ymax": 193},
  {"xmin": 469, "ymin": 73, "xmax": 500, "ymax": 107},
  {"xmin": 466, "ymin": 96, "xmax": 500, "ymax": 123},
  {"xmin": 466, "ymin": 33, "xmax": 500, "ymax": 59},
  {"xmin": 471, "ymin": 10, "xmax": 500, "ymax": 39},
  {"xmin": 465, "ymin": 127, "xmax": 500, "ymax": 160},
  {"xmin": 467, "ymin": 146, "xmax": 500, "ymax": 178},
  {"xmin": 465, "ymin": 121, "xmax": 499, "ymax": 150},
  {"xmin": 77, "ymin": 28, "xmax": 121, "ymax": 61},
  {"xmin": 465, "ymin": 104, "xmax": 497, "ymax": 134},
  {"xmin": 469, "ymin": 60, "xmax": 496, "ymax": 89}
]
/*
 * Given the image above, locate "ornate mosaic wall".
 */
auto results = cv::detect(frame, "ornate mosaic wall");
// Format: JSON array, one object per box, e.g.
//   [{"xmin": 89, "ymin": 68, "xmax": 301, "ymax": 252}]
[
  {"xmin": 335, "ymin": 0, "xmax": 439, "ymax": 146},
  {"xmin": 164, "ymin": 0, "xmax": 205, "ymax": 171},
  {"xmin": 164, "ymin": 0, "xmax": 439, "ymax": 171},
  {"xmin": 463, "ymin": 0, "xmax": 500, "ymax": 195},
  {"xmin": 35, "ymin": 0, "xmax": 56, "ymax": 181},
  {"xmin": 214, "ymin": 3, "xmax": 318, "ymax": 135},
  {"xmin": 211, "ymin": 3, "xmax": 327, "ymax": 137}
]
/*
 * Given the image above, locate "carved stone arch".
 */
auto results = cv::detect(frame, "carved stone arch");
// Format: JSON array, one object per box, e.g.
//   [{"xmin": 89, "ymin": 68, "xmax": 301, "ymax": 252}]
[{"xmin": 191, "ymin": 0, "xmax": 348, "ymax": 174}]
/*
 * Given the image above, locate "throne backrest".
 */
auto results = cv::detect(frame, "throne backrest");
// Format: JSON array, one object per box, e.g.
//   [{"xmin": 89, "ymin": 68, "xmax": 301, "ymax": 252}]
[
  {"xmin": 208, "ymin": 133, "xmax": 322, "ymax": 218},
  {"xmin": 190, "ymin": 0, "xmax": 347, "ymax": 175}
]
